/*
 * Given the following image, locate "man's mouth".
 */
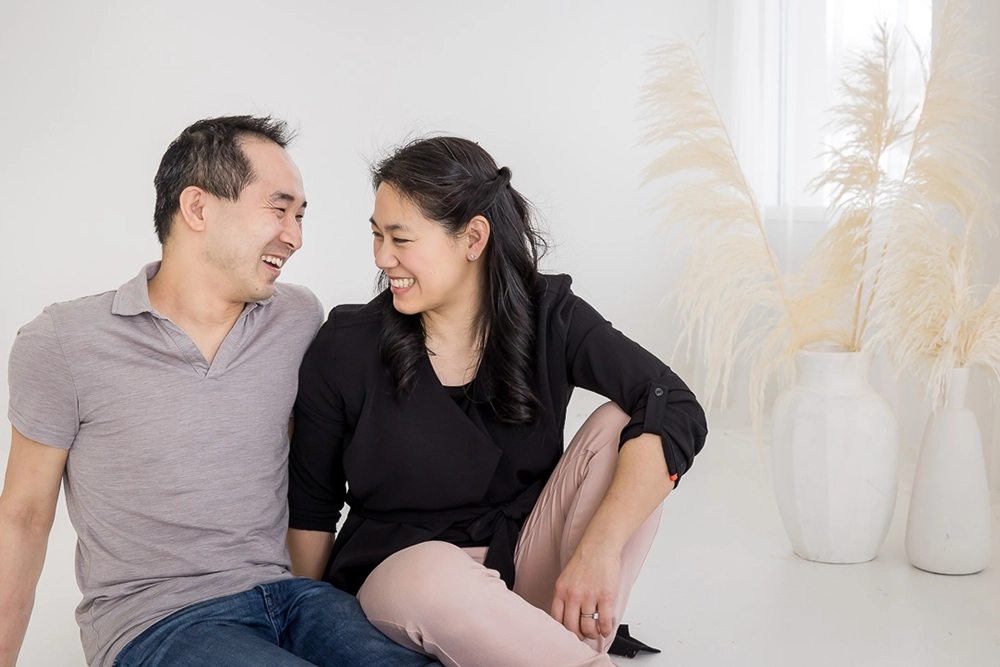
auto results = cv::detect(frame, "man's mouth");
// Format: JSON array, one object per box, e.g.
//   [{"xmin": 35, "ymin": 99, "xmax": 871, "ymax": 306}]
[{"xmin": 262, "ymin": 254, "xmax": 286, "ymax": 270}]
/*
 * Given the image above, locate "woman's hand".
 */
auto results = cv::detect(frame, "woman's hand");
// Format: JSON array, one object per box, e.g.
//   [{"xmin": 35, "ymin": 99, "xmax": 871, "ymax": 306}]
[{"xmin": 550, "ymin": 544, "xmax": 621, "ymax": 641}]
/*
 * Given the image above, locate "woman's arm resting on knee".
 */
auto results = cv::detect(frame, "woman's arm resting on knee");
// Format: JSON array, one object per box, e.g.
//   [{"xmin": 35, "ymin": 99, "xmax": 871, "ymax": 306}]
[
  {"xmin": 550, "ymin": 432, "xmax": 672, "ymax": 642},
  {"xmin": 551, "ymin": 286, "xmax": 708, "ymax": 640},
  {"xmin": 287, "ymin": 528, "xmax": 335, "ymax": 580}
]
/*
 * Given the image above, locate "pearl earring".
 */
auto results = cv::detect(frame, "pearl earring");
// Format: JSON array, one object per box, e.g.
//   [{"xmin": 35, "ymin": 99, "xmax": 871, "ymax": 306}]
[{"xmin": 469, "ymin": 253, "xmax": 476, "ymax": 260}]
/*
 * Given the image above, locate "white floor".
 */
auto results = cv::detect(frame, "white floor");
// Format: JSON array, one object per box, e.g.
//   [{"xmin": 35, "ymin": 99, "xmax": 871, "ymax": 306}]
[
  {"xmin": 622, "ymin": 427, "xmax": 1000, "ymax": 667},
  {"xmin": 16, "ymin": 422, "xmax": 1000, "ymax": 666}
]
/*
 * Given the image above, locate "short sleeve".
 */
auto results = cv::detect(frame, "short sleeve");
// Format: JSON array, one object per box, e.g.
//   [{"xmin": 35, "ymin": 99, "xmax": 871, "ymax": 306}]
[
  {"xmin": 283, "ymin": 283, "xmax": 325, "ymax": 336},
  {"xmin": 7, "ymin": 310, "xmax": 80, "ymax": 449}
]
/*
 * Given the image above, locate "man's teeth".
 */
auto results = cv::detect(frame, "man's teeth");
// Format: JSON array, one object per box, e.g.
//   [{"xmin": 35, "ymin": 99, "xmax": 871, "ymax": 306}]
[
  {"xmin": 390, "ymin": 278, "xmax": 415, "ymax": 288},
  {"xmin": 262, "ymin": 255, "xmax": 285, "ymax": 268}
]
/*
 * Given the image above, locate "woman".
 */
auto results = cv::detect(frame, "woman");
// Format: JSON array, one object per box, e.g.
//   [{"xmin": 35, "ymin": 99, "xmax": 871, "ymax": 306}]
[{"xmin": 286, "ymin": 137, "xmax": 707, "ymax": 667}]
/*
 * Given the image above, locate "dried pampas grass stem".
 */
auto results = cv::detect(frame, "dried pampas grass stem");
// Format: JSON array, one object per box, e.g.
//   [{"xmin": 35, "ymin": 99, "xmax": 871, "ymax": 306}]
[
  {"xmin": 640, "ymin": 43, "xmax": 794, "ymax": 412},
  {"xmin": 807, "ymin": 22, "xmax": 910, "ymax": 350}
]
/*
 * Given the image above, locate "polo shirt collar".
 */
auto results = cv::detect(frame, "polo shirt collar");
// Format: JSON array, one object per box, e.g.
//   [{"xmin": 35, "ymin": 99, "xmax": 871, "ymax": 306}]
[{"xmin": 111, "ymin": 261, "xmax": 276, "ymax": 317}]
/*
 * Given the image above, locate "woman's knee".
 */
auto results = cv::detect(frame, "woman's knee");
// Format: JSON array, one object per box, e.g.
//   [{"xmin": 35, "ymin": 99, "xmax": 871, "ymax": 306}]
[
  {"xmin": 573, "ymin": 402, "xmax": 629, "ymax": 456},
  {"xmin": 590, "ymin": 401, "xmax": 629, "ymax": 428},
  {"xmin": 358, "ymin": 541, "xmax": 497, "ymax": 625}
]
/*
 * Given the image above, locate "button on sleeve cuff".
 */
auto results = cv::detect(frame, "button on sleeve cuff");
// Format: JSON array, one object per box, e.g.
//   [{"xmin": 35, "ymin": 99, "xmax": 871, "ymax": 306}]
[{"xmin": 618, "ymin": 379, "xmax": 708, "ymax": 486}]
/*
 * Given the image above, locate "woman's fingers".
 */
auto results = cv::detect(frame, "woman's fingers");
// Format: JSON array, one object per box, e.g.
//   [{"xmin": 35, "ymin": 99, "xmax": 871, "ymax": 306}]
[
  {"xmin": 550, "ymin": 596, "xmax": 564, "ymax": 625},
  {"xmin": 554, "ymin": 597, "xmax": 584, "ymax": 640},
  {"xmin": 598, "ymin": 591, "xmax": 615, "ymax": 638},
  {"xmin": 578, "ymin": 607, "xmax": 600, "ymax": 640},
  {"xmin": 553, "ymin": 591, "xmax": 603, "ymax": 640},
  {"xmin": 552, "ymin": 548, "xmax": 623, "ymax": 641}
]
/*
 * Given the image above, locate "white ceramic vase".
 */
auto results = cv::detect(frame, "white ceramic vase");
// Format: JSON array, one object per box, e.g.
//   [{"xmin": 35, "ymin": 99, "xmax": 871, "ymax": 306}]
[
  {"xmin": 771, "ymin": 344, "xmax": 899, "ymax": 563},
  {"xmin": 905, "ymin": 368, "xmax": 991, "ymax": 575}
]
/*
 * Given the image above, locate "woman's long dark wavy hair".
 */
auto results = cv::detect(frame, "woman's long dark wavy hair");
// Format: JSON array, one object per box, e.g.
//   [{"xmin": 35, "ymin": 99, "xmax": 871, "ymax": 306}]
[{"xmin": 372, "ymin": 136, "xmax": 547, "ymax": 424}]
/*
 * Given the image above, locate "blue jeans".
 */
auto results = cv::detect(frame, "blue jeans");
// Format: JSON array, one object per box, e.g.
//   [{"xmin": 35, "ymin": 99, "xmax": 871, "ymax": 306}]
[{"xmin": 112, "ymin": 577, "xmax": 440, "ymax": 667}]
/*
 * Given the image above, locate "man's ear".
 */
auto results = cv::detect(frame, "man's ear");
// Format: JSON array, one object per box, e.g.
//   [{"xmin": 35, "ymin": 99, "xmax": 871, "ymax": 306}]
[
  {"xmin": 177, "ymin": 186, "xmax": 209, "ymax": 233},
  {"xmin": 466, "ymin": 215, "xmax": 491, "ymax": 259}
]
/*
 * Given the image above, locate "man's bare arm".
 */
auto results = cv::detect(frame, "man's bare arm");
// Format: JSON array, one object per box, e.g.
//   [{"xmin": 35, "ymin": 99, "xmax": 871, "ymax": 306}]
[{"xmin": 0, "ymin": 426, "xmax": 68, "ymax": 667}]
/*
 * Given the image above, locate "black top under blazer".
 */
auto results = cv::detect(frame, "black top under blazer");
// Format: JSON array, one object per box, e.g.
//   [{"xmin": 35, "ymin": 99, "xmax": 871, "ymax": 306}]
[{"xmin": 288, "ymin": 273, "xmax": 708, "ymax": 595}]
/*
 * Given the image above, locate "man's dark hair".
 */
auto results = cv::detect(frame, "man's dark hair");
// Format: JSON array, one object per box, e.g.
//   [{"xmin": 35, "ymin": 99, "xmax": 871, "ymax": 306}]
[{"xmin": 152, "ymin": 115, "xmax": 294, "ymax": 244}]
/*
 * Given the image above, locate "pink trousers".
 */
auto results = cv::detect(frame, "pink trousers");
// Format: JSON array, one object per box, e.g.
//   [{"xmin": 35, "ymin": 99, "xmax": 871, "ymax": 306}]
[{"xmin": 357, "ymin": 403, "xmax": 663, "ymax": 667}]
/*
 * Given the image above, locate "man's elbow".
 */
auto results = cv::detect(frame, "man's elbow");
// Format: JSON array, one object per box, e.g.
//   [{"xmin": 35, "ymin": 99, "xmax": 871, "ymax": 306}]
[{"xmin": 0, "ymin": 498, "xmax": 56, "ymax": 540}]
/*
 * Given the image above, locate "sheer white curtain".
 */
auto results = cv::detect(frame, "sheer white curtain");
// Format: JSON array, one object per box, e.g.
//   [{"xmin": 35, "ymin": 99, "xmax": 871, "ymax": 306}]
[{"xmin": 716, "ymin": 0, "xmax": 932, "ymax": 272}]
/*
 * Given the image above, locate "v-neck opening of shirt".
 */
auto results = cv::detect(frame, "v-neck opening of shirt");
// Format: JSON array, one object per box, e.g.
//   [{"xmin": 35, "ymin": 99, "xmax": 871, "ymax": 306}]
[
  {"xmin": 149, "ymin": 304, "xmax": 256, "ymax": 379},
  {"xmin": 423, "ymin": 356, "xmax": 483, "ymax": 421}
]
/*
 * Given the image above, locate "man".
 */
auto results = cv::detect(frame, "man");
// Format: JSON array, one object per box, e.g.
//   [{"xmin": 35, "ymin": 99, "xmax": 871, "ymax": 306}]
[{"xmin": 0, "ymin": 116, "xmax": 438, "ymax": 667}]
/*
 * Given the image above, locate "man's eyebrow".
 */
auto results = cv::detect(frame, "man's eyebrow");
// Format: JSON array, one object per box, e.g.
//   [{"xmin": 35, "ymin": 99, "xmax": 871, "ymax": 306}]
[
  {"xmin": 271, "ymin": 192, "xmax": 307, "ymax": 208},
  {"xmin": 369, "ymin": 217, "xmax": 408, "ymax": 232}
]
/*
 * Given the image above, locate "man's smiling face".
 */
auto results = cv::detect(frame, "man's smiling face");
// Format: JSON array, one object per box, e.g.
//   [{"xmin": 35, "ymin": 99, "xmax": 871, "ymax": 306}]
[{"xmin": 203, "ymin": 138, "xmax": 307, "ymax": 303}]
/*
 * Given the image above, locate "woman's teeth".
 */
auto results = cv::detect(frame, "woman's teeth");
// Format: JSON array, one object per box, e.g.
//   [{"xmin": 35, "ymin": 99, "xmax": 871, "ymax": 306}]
[{"xmin": 390, "ymin": 278, "xmax": 415, "ymax": 288}]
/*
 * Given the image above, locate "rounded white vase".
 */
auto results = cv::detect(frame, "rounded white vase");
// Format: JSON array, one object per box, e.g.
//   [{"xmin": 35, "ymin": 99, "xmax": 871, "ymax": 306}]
[
  {"xmin": 771, "ymin": 344, "xmax": 899, "ymax": 563},
  {"xmin": 905, "ymin": 367, "xmax": 991, "ymax": 575}
]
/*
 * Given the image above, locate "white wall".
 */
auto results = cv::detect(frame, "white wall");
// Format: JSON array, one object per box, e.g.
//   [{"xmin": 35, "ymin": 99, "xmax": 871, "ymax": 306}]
[
  {"xmin": 0, "ymin": 1, "xmax": 720, "ymax": 664},
  {"xmin": 1, "ymin": 0, "xmax": 723, "ymax": 447}
]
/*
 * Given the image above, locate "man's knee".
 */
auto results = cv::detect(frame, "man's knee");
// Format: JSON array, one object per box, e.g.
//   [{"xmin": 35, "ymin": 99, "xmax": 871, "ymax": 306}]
[{"xmin": 284, "ymin": 577, "xmax": 365, "ymax": 624}]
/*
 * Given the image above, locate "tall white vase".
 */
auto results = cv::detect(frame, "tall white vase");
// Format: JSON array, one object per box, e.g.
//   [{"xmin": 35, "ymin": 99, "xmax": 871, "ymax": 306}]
[
  {"xmin": 905, "ymin": 368, "xmax": 992, "ymax": 575},
  {"xmin": 771, "ymin": 345, "xmax": 899, "ymax": 563}
]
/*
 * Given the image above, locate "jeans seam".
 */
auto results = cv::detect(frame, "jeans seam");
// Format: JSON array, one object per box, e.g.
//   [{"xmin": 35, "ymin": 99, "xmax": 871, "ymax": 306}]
[{"xmin": 259, "ymin": 584, "xmax": 283, "ymax": 644}]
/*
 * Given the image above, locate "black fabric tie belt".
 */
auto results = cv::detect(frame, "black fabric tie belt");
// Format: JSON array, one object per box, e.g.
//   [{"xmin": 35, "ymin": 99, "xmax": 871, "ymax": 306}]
[{"xmin": 350, "ymin": 478, "xmax": 546, "ymax": 590}]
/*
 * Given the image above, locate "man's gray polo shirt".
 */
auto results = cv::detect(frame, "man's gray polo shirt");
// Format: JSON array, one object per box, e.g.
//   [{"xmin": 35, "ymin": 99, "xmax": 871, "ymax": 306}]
[{"xmin": 7, "ymin": 263, "xmax": 324, "ymax": 667}]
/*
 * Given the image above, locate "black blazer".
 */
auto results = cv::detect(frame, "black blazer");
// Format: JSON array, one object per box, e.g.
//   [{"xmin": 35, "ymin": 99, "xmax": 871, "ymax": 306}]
[{"xmin": 289, "ymin": 274, "xmax": 707, "ymax": 594}]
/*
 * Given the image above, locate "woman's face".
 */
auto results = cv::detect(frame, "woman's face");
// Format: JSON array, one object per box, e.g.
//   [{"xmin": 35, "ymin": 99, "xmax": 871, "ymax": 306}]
[{"xmin": 370, "ymin": 183, "xmax": 485, "ymax": 321}]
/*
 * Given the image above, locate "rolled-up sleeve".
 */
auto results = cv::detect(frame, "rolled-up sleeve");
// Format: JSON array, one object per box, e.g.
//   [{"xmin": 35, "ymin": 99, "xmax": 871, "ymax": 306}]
[
  {"xmin": 560, "ymin": 287, "xmax": 708, "ymax": 484},
  {"xmin": 618, "ymin": 378, "xmax": 707, "ymax": 482}
]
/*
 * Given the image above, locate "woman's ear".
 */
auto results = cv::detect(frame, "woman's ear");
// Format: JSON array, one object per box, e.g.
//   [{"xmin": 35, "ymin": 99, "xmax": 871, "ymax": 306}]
[{"xmin": 466, "ymin": 215, "xmax": 491, "ymax": 260}]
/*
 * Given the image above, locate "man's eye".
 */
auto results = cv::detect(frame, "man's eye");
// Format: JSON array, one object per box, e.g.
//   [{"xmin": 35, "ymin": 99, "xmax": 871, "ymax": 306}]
[{"xmin": 372, "ymin": 231, "xmax": 383, "ymax": 239}]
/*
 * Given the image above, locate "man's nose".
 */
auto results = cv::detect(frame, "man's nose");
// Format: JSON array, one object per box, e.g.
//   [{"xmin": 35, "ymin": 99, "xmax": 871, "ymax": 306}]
[{"xmin": 281, "ymin": 217, "xmax": 303, "ymax": 251}]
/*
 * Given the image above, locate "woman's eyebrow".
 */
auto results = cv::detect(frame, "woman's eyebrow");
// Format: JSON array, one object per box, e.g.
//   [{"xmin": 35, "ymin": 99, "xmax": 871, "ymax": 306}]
[{"xmin": 370, "ymin": 217, "xmax": 409, "ymax": 232}]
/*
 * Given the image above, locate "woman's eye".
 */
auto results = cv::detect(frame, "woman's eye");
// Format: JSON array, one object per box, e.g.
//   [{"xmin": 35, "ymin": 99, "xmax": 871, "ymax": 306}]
[{"xmin": 393, "ymin": 238, "xmax": 411, "ymax": 244}]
